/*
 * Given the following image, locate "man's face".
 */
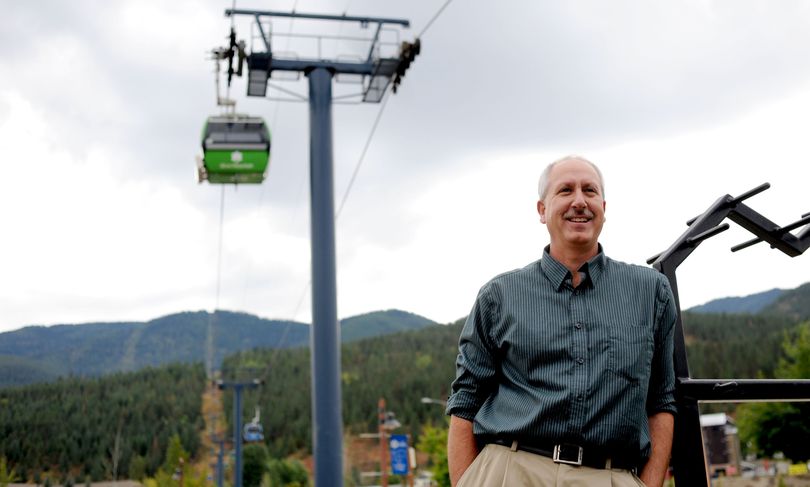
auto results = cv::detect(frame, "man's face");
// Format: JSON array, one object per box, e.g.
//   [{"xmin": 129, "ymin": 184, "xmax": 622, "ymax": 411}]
[{"xmin": 537, "ymin": 159, "xmax": 606, "ymax": 254}]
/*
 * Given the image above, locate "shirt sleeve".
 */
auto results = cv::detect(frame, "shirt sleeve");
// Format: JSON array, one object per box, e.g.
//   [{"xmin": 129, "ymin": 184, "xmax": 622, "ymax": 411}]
[
  {"xmin": 646, "ymin": 275, "xmax": 678, "ymax": 416},
  {"xmin": 445, "ymin": 282, "xmax": 500, "ymax": 421}
]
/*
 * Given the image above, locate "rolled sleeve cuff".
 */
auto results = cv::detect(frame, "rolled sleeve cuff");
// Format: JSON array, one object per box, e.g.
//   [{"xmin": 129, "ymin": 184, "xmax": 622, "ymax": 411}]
[
  {"xmin": 647, "ymin": 398, "xmax": 678, "ymax": 416},
  {"xmin": 445, "ymin": 391, "xmax": 481, "ymax": 421}
]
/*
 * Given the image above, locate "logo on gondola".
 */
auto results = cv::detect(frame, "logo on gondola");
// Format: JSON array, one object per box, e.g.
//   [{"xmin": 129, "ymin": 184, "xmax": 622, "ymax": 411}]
[{"xmin": 230, "ymin": 151, "xmax": 243, "ymax": 163}]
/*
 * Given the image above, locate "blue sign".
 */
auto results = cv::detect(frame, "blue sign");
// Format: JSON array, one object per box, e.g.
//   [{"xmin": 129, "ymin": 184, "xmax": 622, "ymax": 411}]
[{"xmin": 389, "ymin": 434, "xmax": 409, "ymax": 475}]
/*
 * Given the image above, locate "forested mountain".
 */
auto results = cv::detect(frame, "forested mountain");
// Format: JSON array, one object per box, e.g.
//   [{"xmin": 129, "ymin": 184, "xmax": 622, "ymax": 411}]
[
  {"xmin": 341, "ymin": 309, "xmax": 436, "ymax": 341},
  {"xmin": 0, "ymin": 309, "xmax": 435, "ymax": 388},
  {"xmin": 0, "ymin": 363, "xmax": 205, "ymax": 483},
  {"xmin": 762, "ymin": 282, "xmax": 810, "ymax": 320},
  {"xmin": 683, "ymin": 282, "xmax": 810, "ymax": 378},
  {"xmin": 221, "ymin": 321, "xmax": 462, "ymax": 458},
  {"xmin": 220, "ymin": 286, "xmax": 810, "ymax": 459},
  {"xmin": 1, "ymin": 282, "xmax": 807, "ymax": 480},
  {"xmin": 0, "ymin": 355, "xmax": 61, "ymax": 388},
  {"xmin": 682, "ymin": 311, "xmax": 799, "ymax": 379},
  {"xmin": 0, "ymin": 322, "xmax": 142, "ymax": 378},
  {"xmin": 688, "ymin": 282, "xmax": 810, "ymax": 318},
  {"xmin": 1, "ymin": 281, "xmax": 808, "ymax": 480},
  {"xmin": 688, "ymin": 288, "xmax": 784, "ymax": 314}
]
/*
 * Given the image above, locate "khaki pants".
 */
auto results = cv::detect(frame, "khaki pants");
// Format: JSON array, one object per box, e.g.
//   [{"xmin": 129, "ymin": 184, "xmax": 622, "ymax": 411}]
[{"xmin": 457, "ymin": 444, "xmax": 646, "ymax": 487}]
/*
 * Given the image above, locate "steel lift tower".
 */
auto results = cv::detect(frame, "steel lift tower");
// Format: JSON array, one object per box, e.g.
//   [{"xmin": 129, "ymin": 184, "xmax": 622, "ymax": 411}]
[
  {"xmin": 217, "ymin": 378, "xmax": 261, "ymax": 487},
  {"xmin": 223, "ymin": 9, "xmax": 419, "ymax": 486}
]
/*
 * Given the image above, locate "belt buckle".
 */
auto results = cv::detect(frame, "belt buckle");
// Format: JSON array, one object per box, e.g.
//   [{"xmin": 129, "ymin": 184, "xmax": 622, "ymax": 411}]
[{"xmin": 552, "ymin": 444, "xmax": 583, "ymax": 466}]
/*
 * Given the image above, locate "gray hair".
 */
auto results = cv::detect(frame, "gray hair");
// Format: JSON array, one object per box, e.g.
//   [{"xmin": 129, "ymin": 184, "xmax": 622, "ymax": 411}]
[{"xmin": 537, "ymin": 155, "xmax": 605, "ymax": 201}]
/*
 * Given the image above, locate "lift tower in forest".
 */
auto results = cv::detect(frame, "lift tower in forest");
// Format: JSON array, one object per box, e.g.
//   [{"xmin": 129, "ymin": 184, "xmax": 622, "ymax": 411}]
[
  {"xmin": 217, "ymin": 378, "xmax": 261, "ymax": 487},
  {"xmin": 222, "ymin": 9, "xmax": 419, "ymax": 487}
]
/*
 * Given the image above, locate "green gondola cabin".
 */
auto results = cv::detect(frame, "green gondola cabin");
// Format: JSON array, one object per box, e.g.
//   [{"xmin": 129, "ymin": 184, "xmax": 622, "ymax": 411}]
[{"xmin": 199, "ymin": 115, "xmax": 271, "ymax": 184}]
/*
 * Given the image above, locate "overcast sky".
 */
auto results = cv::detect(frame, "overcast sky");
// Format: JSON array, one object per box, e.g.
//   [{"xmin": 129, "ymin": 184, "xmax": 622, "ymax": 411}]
[{"xmin": 1, "ymin": 0, "xmax": 810, "ymax": 333}]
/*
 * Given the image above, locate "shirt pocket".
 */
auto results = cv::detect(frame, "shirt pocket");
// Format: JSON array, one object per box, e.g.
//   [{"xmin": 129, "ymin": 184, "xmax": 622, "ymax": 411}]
[{"xmin": 607, "ymin": 321, "xmax": 653, "ymax": 385}]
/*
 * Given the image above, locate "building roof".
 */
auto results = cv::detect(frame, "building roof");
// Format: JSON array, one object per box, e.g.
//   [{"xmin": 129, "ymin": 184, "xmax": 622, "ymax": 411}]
[{"xmin": 700, "ymin": 412, "xmax": 734, "ymax": 427}]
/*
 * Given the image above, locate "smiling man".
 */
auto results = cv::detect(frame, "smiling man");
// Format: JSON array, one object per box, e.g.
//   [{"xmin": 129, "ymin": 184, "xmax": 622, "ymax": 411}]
[{"xmin": 446, "ymin": 156, "xmax": 677, "ymax": 487}]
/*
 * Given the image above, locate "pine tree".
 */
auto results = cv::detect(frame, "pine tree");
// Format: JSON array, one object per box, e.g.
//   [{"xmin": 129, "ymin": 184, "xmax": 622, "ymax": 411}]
[
  {"xmin": 738, "ymin": 322, "xmax": 810, "ymax": 462},
  {"xmin": 163, "ymin": 434, "xmax": 189, "ymax": 473}
]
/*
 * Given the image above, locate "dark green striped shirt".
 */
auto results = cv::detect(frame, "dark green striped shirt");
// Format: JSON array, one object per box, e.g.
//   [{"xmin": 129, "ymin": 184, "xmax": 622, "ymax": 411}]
[{"xmin": 446, "ymin": 247, "xmax": 677, "ymax": 460}]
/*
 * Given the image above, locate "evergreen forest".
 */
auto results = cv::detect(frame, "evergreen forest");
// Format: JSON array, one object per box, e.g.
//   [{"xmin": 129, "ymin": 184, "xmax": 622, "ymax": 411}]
[
  {"xmin": 222, "ymin": 303, "xmax": 810, "ymax": 460},
  {"xmin": 0, "ymin": 283, "xmax": 808, "ymax": 481},
  {"xmin": 0, "ymin": 364, "xmax": 205, "ymax": 483}
]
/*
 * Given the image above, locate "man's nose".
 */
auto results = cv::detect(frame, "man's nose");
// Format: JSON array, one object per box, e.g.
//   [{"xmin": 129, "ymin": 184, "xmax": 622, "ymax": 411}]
[{"xmin": 571, "ymin": 189, "xmax": 587, "ymax": 208}]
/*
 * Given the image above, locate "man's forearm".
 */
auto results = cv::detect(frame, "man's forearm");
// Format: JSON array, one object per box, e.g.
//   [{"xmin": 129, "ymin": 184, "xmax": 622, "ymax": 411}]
[
  {"xmin": 639, "ymin": 411, "xmax": 674, "ymax": 487},
  {"xmin": 447, "ymin": 415, "xmax": 478, "ymax": 487}
]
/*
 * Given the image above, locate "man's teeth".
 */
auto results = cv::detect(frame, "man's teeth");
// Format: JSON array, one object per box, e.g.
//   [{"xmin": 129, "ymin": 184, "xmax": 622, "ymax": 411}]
[{"xmin": 569, "ymin": 217, "xmax": 589, "ymax": 222}]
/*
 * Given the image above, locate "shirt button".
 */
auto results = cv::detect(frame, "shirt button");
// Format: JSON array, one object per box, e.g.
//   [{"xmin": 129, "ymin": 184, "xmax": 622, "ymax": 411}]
[
  {"xmin": 577, "ymin": 394, "xmax": 583, "ymax": 401},
  {"xmin": 574, "ymin": 322, "xmax": 583, "ymax": 330},
  {"xmin": 576, "ymin": 357, "xmax": 584, "ymax": 365}
]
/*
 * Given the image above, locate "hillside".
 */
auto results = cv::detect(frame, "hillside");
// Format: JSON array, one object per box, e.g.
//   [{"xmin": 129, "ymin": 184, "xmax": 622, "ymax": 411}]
[
  {"xmin": 0, "ymin": 282, "xmax": 808, "ymax": 480},
  {"xmin": 0, "ymin": 363, "xmax": 206, "ymax": 482},
  {"xmin": 0, "ymin": 309, "xmax": 436, "ymax": 388},
  {"xmin": 219, "ymin": 282, "xmax": 810, "ymax": 458},
  {"xmin": 688, "ymin": 288, "xmax": 784, "ymax": 314},
  {"xmin": 762, "ymin": 282, "xmax": 810, "ymax": 320},
  {"xmin": 0, "ymin": 355, "xmax": 61, "ymax": 388},
  {"xmin": 687, "ymin": 282, "xmax": 810, "ymax": 318},
  {"xmin": 682, "ymin": 311, "xmax": 799, "ymax": 379},
  {"xmin": 0, "ymin": 322, "xmax": 141, "ymax": 378},
  {"xmin": 4, "ymin": 281, "xmax": 805, "ymax": 389},
  {"xmin": 341, "ymin": 309, "xmax": 436, "ymax": 341},
  {"xmin": 682, "ymin": 283, "xmax": 810, "ymax": 379},
  {"xmin": 222, "ymin": 320, "xmax": 463, "ymax": 458}
]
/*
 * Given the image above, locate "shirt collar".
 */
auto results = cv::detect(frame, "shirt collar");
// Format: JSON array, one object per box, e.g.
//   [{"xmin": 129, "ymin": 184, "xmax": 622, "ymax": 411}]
[{"xmin": 540, "ymin": 245, "xmax": 606, "ymax": 291}]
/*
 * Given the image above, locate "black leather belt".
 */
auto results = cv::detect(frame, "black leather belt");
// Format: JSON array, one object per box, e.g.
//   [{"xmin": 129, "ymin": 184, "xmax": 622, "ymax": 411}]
[{"xmin": 488, "ymin": 438, "xmax": 639, "ymax": 473}]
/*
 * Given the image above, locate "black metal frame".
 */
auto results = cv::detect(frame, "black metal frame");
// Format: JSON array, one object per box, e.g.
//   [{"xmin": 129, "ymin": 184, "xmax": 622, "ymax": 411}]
[{"xmin": 647, "ymin": 183, "xmax": 810, "ymax": 486}]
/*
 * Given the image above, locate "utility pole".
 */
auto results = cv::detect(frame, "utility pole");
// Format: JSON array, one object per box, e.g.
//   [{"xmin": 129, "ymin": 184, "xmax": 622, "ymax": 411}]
[
  {"xmin": 223, "ymin": 10, "xmax": 419, "ymax": 487},
  {"xmin": 378, "ymin": 398, "xmax": 389, "ymax": 487}
]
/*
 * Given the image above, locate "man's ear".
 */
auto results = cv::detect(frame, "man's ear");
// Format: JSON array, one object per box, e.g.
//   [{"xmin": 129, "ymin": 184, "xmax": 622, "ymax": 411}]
[{"xmin": 537, "ymin": 200, "xmax": 546, "ymax": 224}]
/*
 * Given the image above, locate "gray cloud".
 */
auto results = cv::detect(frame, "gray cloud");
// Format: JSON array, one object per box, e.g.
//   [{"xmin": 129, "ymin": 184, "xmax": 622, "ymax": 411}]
[{"xmin": 2, "ymin": 0, "xmax": 810, "ymax": 330}]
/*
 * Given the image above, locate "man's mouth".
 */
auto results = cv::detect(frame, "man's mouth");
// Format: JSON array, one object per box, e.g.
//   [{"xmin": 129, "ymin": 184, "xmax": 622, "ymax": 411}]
[{"xmin": 564, "ymin": 211, "xmax": 593, "ymax": 223}]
